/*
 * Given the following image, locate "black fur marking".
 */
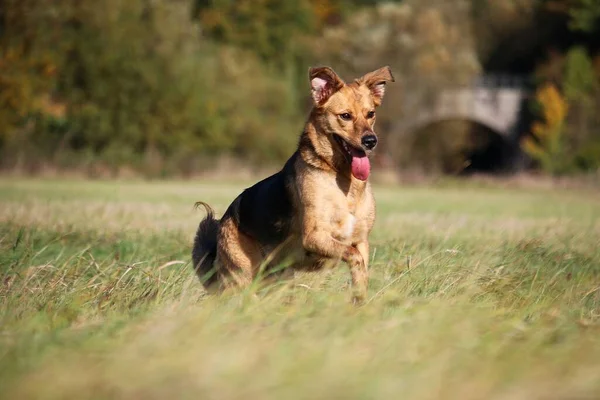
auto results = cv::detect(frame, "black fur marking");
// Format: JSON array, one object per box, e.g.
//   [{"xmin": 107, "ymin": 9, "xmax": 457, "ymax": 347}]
[
  {"xmin": 192, "ymin": 202, "xmax": 219, "ymax": 287},
  {"xmin": 223, "ymin": 153, "xmax": 298, "ymax": 248}
]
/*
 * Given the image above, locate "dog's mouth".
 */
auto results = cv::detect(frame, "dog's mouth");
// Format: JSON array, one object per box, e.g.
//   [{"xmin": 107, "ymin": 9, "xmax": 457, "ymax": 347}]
[{"xmin": 333, "ymin": 134, "xmax": 371, "ymax": 181}]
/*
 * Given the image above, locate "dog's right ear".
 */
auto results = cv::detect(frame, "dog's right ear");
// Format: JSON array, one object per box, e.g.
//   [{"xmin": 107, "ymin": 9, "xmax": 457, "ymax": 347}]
[{"xmin": 309, "ymin": 66, "xmax": 345, "ymax": 106}]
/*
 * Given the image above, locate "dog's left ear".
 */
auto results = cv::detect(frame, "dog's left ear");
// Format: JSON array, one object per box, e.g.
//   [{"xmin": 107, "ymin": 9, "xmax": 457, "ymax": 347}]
[{"xmin": 358, "ymin": 66, "xmax": 395, "ymax": 106}]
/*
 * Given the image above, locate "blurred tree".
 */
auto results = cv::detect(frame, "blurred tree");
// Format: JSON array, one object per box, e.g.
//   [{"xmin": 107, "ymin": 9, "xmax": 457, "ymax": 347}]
[
  {"xmin": 51, "ymin": 0, "xmax": 211, "ymax": 168},
  {"xmin": 0, "ymin": 0, "xmax": 56, "ymax": 155},
  {"xmin": 472, "ymin": 0, "xmax": 539, "ymax": 69},
  {"xmin": 563, "ymin": 46, "xmax": 600, "ymax": 171},
  {"xmin": 0, "ymin": 0, "xmax": 307, "ymax": 174},
  {"xmin": 476, "ymin": 0, "xmax": 600, "ymax": 73},
  {"xmin": 475, "ymin": 0, "xmax": 600, "ymax": 174},
  {"xmin": 192, "ymin": 0, "xmax": 315, "ymax": 65},
  {"xmin": 568, "ymin": 0, "xmax": 600, "ymax": 32},
  {"xmin": 1, "ymin": 0, "xmax": 598, "ymax": 176},
  {"xmin": 563, "ymin": 45, "xmax": 596, "ymax": 102},
  {"xmin": 563, "ymin": 46, "xmax": 596, "ymax": 144}
]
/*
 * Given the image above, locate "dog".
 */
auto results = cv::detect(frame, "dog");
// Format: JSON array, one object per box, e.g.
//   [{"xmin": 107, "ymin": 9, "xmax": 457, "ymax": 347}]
[{"xmin": 192, "ymin": 65, "xmax": 394, "ymax": 303}]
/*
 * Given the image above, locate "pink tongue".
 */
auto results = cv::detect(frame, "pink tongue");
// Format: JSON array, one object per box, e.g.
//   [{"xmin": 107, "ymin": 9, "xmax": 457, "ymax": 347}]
[{"xmin": 350, "ymin": 149, "xmax": 370, "ymax": 181}]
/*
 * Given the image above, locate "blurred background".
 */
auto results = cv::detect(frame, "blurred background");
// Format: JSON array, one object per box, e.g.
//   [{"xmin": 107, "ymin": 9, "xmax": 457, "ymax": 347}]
[{"xmin": 1, "ymin": 0, "xmax": 599, "ymax": 180}]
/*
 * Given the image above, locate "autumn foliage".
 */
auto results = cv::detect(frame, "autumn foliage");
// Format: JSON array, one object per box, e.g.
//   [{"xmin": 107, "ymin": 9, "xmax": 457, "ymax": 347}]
[
  {"xmin": 521, "ymin": 83, "xmax": 569, "ymax": 174},
  {"xmin": 0, "ymin": 0, "xmax": 599, "ymax": 176}
]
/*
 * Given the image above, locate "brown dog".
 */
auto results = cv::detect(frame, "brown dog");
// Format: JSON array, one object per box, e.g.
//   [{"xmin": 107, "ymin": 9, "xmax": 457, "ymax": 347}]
[{"xmin": 192, "ymin": 66, "xmax": 394, "ymax": 302}]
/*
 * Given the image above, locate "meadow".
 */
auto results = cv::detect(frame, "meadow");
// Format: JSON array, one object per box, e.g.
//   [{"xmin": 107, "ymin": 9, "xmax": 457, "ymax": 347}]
[{"xmin": 1, "ymin": 177, "xmax": 599, "ymax": 399}]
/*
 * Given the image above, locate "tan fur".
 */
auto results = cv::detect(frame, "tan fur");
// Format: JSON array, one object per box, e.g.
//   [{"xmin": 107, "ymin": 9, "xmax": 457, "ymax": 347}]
[{"xmin": 193, "ymin": 66, "xmax": 394, "ymax": 303}]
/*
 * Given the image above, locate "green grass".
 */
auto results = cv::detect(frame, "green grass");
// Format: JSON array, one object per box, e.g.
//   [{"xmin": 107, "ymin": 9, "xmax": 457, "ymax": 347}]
[{"xmin": 1, "ymin": 177, "xmax": 600, "ymax": 399}]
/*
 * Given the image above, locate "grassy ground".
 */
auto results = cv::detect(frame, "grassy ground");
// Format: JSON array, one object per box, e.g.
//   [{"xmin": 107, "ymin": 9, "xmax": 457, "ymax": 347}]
[{"xmin": 1, "ymin": 177, "xmax": 599, "ymax": 399}]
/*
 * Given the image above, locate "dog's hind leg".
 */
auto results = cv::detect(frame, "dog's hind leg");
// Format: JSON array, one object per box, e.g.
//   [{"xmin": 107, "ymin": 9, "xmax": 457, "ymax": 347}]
[{"xmin": 216, "ymin": 217, "xmax": 263, "ymax": 290}]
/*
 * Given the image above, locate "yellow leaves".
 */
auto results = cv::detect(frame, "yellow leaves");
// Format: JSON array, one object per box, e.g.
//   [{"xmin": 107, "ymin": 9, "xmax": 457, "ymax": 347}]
[
  {"xmin": 536, "ymin": 83, "xmax": 569, "ymax": 130},
  {"xmin": 520, "ymin": 83, "xmax": 569, "ymax": 174}
]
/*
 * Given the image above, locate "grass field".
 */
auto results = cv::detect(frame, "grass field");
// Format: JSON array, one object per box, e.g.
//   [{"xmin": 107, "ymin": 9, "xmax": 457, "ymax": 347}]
[{"xmin": 1, "ymin": 177, "xmax": 600, "ymax": 399}]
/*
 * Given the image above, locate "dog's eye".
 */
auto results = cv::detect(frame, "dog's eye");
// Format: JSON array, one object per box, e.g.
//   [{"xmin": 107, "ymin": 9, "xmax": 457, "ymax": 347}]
[
  {"xmin": 339, "ymin": 113, "xmax": 353, "ymax": 121},
  {"xmin": 367, "ymin": 111, "xmax": 375, "ymax": 119}
]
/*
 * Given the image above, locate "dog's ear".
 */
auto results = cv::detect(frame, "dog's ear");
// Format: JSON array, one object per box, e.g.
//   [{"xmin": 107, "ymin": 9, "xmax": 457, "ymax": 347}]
[
  {"xmin": 358, "ymin": 66, "xmax": 395, "ymax": 106},
  {"xmin": 309, "ymin": 66, "xmax": 345, "ymax": 106}
]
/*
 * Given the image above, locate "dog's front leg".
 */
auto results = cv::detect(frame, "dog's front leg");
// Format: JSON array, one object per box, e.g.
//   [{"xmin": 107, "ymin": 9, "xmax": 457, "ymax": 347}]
[
  {"xmin": 302, "ymin": 230, "xmax": 367, "ymax": 303},
  {"xmin": 352, "ymin": 241, "xmax": 369, "ymax": 301},
  {"xmin": 344, "ymin": 244, "xmax": 368, "ymax": 304}
]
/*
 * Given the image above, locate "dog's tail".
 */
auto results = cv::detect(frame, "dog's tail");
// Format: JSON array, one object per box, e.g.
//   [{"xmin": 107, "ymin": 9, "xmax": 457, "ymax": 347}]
[{"xmin": 192, "ymin": 201, "xmax": 219, "ymax": 287}]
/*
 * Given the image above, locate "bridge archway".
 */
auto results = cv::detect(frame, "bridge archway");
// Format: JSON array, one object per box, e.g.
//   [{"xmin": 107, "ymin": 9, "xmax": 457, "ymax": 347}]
[
  {"xmin": 400, "ymin": 118, "xmax": 514, "ymax": 174},
  {"xmin": 388, "ymin": 76, "xmax": 532, "ymax": 174},
  {"xmin": 460, "ymin": 121, "xmax": 514, "ymax": 174}
]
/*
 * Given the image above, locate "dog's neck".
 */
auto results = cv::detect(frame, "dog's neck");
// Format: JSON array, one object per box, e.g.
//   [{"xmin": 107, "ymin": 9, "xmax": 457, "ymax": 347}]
[{"xmin": 298, "ymin": 118, "xmax": 368, "ymax": 194}]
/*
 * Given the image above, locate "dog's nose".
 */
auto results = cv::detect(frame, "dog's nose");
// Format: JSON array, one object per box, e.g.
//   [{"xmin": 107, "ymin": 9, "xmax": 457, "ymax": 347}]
[{"xmin": 361, "ymin": 134, "xmax": 378, "ymax": 150}]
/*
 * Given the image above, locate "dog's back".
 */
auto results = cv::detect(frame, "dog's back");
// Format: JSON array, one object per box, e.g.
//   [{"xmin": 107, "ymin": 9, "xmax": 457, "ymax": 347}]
[{"xmin": 232, "ymin": 153, "xmax": 297, "ymax": 247}]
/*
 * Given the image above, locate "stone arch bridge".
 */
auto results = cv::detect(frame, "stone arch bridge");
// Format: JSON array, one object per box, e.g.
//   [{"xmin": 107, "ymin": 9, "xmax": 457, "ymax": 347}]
[{"xmin": 393, "ymin": 75, "xmax": 532, "ymax": 142}]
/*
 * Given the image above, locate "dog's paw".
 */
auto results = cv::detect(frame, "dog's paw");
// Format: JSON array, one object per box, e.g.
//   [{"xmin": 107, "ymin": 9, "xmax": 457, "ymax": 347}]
[{"xmin": 351, "ymin": 293, "xmax": 366, "ymax": 307}]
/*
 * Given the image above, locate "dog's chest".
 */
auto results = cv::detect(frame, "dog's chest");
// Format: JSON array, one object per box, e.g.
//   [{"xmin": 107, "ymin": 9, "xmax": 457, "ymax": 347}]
[
  {"xmin": 326, "ymin": 184, "xmax": 373, "ymax": 243},
  {"xmin": 341, "ymin": 214, "xmax": 356, "ymax": 238},
  {"xmin": 333, "ymin": 210, "xmax": 365, "ymax": 243}
]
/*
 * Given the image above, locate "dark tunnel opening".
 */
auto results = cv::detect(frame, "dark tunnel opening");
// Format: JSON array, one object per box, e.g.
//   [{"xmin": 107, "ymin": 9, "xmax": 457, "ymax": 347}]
[
  {"xmin": 404, "ymin": 119, "xmax": 520, "ymax": 175},
  {"xmin": 460, "ymin": 122, "xmax": 516, "ymax": 175}
]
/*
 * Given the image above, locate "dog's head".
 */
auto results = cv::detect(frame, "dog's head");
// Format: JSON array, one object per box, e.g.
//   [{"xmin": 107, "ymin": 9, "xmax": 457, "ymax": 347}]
[{"xmin": 308, "ymin": 66, "xmax": 394, "ymax": 181}]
